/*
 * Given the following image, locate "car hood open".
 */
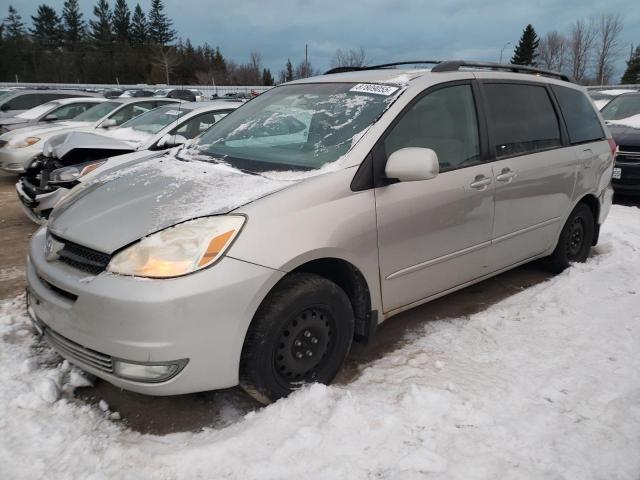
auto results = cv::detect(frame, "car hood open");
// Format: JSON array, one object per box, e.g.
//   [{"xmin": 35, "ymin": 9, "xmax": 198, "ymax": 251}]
[
  {"xmin": 44, "ymin": 131, "xmax": 136, "ymax": 160},
  {"xmin": 47, "ymin": 153, "xmax": 305, "ymax": 253}
]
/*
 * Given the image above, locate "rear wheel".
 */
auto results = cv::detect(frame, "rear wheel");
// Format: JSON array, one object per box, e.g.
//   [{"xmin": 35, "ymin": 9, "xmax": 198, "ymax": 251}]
[
  {"xmin": 240, "ymin": 273, "xmax": 354, "ymax": 403},
  {"xmin": 546, "ymin": 203, "xmax": 595, "ymax": 273}
]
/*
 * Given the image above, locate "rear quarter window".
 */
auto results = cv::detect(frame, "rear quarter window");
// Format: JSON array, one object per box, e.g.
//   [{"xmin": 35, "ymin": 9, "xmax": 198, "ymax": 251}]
[
  {"xmin": 483, "ymin": 83, "xmax": 561, "ymax": 158},
  {"xmin": 551, "ymin": 85, "xmax": 604, "ymax": 144}
]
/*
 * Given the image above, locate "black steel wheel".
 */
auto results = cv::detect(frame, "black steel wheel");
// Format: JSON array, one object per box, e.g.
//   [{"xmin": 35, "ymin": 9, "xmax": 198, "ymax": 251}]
[
  {"xmin": 240, "ymin": 273, "xmax": 354, "ymax": 403},
  {"xmin": 546, "ymin": 202, "xmax": 595, "ymax": 273}
]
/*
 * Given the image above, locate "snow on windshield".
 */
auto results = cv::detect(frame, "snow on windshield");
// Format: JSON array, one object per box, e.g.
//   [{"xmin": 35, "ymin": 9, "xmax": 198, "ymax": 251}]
[
  {"xmin": 2, "ymin": 205, "xmax": 640, "ymax": 478},
  {"xmin": 192, "ymin": 83, "xmax": 401, "ymax": 172}
]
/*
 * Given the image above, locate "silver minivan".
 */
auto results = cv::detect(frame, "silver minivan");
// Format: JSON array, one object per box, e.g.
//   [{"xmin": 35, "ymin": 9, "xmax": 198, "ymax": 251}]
[{"xmin": 26, "ymin": 61, "xmax": 615, "ymax": 403}]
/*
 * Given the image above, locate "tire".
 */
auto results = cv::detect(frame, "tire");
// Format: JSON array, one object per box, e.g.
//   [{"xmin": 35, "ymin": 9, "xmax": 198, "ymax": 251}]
[
  {"xmin": 546, "ymin": 202, "xmax": 595, "ymax": 273},
  {"xmin": 240, "ymin": 272, "xmax": 355, "ymax": 403}
]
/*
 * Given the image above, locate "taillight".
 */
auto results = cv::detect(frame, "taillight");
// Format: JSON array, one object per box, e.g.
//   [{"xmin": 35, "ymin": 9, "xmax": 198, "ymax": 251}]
[{"xmin": 608, "ymin": 138, "xmax": 617, "ymax": 156}]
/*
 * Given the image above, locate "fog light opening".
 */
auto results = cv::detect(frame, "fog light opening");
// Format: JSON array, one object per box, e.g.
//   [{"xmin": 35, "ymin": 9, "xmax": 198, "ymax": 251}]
[{"xmin": 113, "ymin": 358, "xmax": 188, "ymax": 383}]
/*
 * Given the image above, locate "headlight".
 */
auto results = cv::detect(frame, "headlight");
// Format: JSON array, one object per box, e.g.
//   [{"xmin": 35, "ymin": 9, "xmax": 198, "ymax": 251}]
[
  {"xmin": 107, "ymin": 216, "xmax": 245, "ymax": 278},
  {"xmin": 49, "ymin": 161, "xmax": 105, "ymax": 185},
  {"xmin": 8, "ymin": 136, "xmax": 40, "ymax": 148}
]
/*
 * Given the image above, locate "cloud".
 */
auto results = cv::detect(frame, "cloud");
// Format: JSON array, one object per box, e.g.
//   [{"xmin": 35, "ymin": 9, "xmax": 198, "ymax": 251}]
[{"xmin": 4, "ymin": 0, "xmax": 639, "ymax": 79}]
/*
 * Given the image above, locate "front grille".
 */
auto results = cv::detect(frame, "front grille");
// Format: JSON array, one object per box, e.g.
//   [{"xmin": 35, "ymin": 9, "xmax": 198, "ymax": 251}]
[
  {"xmin": 0, "ymin": 139, "xmax": 7, "ymax": 148},
  {"xmin": 44, "ymin": 327, "xmax": 113, "ymax": 373},
  {"xmin": 617, "ymin": 148, "xmax": 640, "ymax": 163},
  {"xmin": 618, "ymin": 145, "xmax": 640, "ymax": 153},
  {"xmin": 52, "ymin": 234, "xmax": 111, "ymax": 274}
]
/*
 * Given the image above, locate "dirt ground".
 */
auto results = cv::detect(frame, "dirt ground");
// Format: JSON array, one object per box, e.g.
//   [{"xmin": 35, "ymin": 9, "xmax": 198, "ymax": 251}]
[{"xmin": 1, "ymin": 171, "xmax": 637, "ymax": 434}]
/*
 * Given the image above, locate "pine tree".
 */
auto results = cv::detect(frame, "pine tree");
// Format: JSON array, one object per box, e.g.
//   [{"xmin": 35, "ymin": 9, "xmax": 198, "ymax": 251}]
[
  {"xmin": 511, "ymin": 24, "xmax": 540, "ymax": 66},
  {"xmin": 112, "ymin": 0, "xmax": 131, "ymax": 43},
  {"xmin": 621, "ymin": 46, "xmax": 640, "ymax": 84},
  {"xmin": 285, "ymin": 58, "xmax": 294, "ymax": 82},
  {"xmin": 89, "ymin": 0, "xmax": 112, "ymax": 43},
  {"xmin": 62, "ymin": 0, "xmax": 85, "ymax": 43},
  {"xmin": 3, "ymin": 5, "xmax": 26, "ymax": 39},
  {"xmin": 31, "ymin": 4, "xmax": 64, "ymax": 48},
  {"xmin": 262, "ymin": 68, "xmax": 274, "ymax": 86},
  {"xmin": 129, "ymin": 4, "xmax": 147, "ymax": 47},
  {"xmin": 148, "ymin": 0, "xmax": 175, "ymax": 45}
]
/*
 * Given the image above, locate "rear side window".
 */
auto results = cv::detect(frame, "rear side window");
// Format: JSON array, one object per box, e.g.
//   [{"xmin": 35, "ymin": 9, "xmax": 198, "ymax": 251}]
[
  {"xmin": 552, "ymin": 85, "xmax": 604, "ymax": 144},
  {"xmin": 484, "ymin": 83, "xmax": 561, "ymax": 158},
  {"xmin": 4, "ymin": 93, "xmax": 43, "ymax": 110}
]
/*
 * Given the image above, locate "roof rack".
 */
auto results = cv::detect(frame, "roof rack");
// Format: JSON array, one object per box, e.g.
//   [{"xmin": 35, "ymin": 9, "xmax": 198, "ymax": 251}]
[
  {"xmin": 324, "ymin": 59, "xmax": 573, "ymax": 83},
  {"xmin": 432, "ymin": 60, "xmax": 573, "ymax": 82},
  {"xmin": 324, "ymin": 60, "xmax": 442, "ymax": 75}
]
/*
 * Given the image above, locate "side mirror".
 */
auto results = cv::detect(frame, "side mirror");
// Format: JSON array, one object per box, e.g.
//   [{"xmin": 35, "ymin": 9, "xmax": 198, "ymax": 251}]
[
  {"xmin": 0, "ymin": 104, "xmax": 9, "ymax": 112},
  {"xmin": 385, "ymin": 147, "xmax": 440, "ymax": 182},
  {"xmin": 157, "ymin": 134, "xmax": 187, "ymax": 148},
  {"xmin": 100, "ymin": 118, "xmax": 117, "ymax": 128},
  {"xmin": 44, "ymin": 114, "xmax": 58, "ymax": 122}
]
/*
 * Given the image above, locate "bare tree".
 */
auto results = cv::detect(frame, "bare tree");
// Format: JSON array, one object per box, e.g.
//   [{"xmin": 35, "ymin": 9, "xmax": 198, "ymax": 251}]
[
  {"xmin": 331, "ymin": 47, "xmax": 367, "ymax": 68},
  {"xmin": 152, "ymin": 45, "xmax": 180, "ymax": 84},
  {"xmin": 593, "ymin": 14, "xmax": 624, "ymax": 85},
  {"xmin": 538, "ymin": 31, "xmax": 567, "ymax": 71},
  {"xmin": 567, "ymin": 19, "xmax": 597, "ymax": 83}
]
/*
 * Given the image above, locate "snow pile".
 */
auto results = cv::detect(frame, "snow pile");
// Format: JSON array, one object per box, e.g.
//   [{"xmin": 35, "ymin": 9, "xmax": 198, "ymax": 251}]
[{"xmin": 2, "ymin": 205, "xmax": 640, "ymax": 479}]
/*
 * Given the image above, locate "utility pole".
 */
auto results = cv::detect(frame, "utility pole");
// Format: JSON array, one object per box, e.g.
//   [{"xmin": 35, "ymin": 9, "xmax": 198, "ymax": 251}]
[
  {"xmin": 305, "ymin": 43, "xmax": 308, "ymax": 77},
  {"xmin": 499, "ymin": 41, "xmax": 511, "ymax": 64}
]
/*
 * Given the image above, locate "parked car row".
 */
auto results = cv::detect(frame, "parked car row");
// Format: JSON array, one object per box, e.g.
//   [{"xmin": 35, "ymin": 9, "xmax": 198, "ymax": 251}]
[{"xmin": 11, "ymin": 62, "xmax": 618, "ymax": 405}]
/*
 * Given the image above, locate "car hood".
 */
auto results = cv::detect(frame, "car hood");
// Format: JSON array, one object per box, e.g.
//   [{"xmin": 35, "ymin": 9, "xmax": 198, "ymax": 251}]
[
  {"xmin": 608, "ymin": 124, "xmax": 640, "ymax": 148},
  {"xmin": 0, "ymin": 117, "xmax": 28, "ymax": 126},
  {"xmin": 43, "ymin": 131, "xmax": 136, "ymax": 159},
  {"xmin": 0, "ymin": 121, "xmax": 93, "ymax": 141},
  {"xmin": 47, "ymin": 154, "xmax": 310, "ymax": 253}
]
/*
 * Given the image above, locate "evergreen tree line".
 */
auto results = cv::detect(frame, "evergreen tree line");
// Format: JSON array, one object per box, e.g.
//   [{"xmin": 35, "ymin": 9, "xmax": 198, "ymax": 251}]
[
  {"xmin": 509, "ymin": 16, "xmax": 639, "ymax": 85},
  {"xmin": 0, "ymin": 0, "xmax": 281, "ymax": 86}
]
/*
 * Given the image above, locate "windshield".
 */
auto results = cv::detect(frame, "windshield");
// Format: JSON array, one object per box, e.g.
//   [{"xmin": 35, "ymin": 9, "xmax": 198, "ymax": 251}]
[
  {"xmin": 74, "ymin": 101, "xmax": 121, "ymax": 122},
  {"xmin": 16, "ymin": 102, "xmax": 58, "ymax": 120},
  {"xmin": 119, "ymin": 105, "xmax": 187, "ymax": 134},
  {"xmin": 190, "ymin": 82, "xmax": 400, "ymax": 171},
  {"xmin": 154, "ymin": 89, "xmax": 171, "ymax": 97},
  {"xmin": 601, "ymin": 94, "xmax": 640, "ymax": 121}
]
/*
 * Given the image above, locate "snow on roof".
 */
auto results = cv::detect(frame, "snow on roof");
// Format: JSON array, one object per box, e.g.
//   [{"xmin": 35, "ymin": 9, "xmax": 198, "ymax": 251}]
[{"xmin": 608, "ymin": 113, "xmax": 640, "ymax": 129}]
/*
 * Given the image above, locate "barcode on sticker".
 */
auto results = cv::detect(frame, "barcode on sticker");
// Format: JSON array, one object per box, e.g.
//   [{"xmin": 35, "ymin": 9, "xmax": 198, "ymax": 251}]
[{"xmin": 350, "ymin": 83, "xmax": 399, "ymax": 96}]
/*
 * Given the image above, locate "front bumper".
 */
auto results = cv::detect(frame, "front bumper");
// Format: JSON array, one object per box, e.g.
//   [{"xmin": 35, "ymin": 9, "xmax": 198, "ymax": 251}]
[
  {"xmin": 15, "ymin": 179, "xmax": 69, "ymax": 224},
  {"xmin": 612, "ymin": 160, "xmax": 640, "ymax": 195},
  {"xmin": 0, "ymin": 146, "xmax": 39, "ymax": 173},
  {"xmin": 26, "ymin": 228, "xmax": 285, "ymax": 395}
]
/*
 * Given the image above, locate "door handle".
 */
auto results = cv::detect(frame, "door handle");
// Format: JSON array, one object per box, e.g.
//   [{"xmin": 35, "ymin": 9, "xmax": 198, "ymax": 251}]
[
  {"xmin": 496, "ymin": 168, "xmax": 517, "ymax": 183},
  {"xmin": 470, "ymin": 175, "xmax": 492, "ymax": 190},
  {"xmin": 581, "ymin": 149, "xmax": 593, "ymax": 168}
]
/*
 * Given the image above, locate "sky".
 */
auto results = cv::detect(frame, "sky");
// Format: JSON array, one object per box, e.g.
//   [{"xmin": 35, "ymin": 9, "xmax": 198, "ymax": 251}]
[{"xmin": 3, "ymin": 0, "xmax": 639, "ymax": 82}]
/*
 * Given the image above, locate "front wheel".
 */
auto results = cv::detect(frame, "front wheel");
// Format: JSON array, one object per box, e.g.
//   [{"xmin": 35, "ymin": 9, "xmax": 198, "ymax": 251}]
[
  {"xmin": 240, "ymin": 273, "xmax": 354, "ymax": 403},
  {"xmin": 546, "ymin": 203, "xmax": 595, "ymax": 273}
]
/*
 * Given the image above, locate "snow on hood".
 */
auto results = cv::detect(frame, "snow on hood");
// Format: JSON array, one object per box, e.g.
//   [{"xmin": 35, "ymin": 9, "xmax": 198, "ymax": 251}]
[
  {"xmin": 105, "ymin": 126, "xmax": 154, "ymax": 149},
  {"xmin": 48, "ymin": 153, "xmax": 338, "ymax": 253},
  {"xmin": 607, "ymin": 114, "xmax": 640, "ymax": 130}
]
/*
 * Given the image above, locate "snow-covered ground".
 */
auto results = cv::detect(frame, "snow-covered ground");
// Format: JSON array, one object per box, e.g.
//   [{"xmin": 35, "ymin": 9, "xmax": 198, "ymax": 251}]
[{"xmin": 1, "ymin": 205, "xmax": 640, "ymax": 480}]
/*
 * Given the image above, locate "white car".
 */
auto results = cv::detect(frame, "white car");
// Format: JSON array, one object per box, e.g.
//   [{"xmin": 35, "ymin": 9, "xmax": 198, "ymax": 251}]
[
  {"xmin": 0, "ymin": 98, "xmax": 181, "ymax": 173},
  {"xmin": 16, "ymin": 101, "xmax": 241, "ymax": 222}
]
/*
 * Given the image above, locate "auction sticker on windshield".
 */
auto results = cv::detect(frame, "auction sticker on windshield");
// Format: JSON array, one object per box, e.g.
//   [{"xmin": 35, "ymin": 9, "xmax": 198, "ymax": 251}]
[
  {"xmin": 165, "ymin": 110, "xmax": 182, "ymax": 116},
  {"xmin": 350, "ymin": 84, "xmax": 399, "ymax": 96}
]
